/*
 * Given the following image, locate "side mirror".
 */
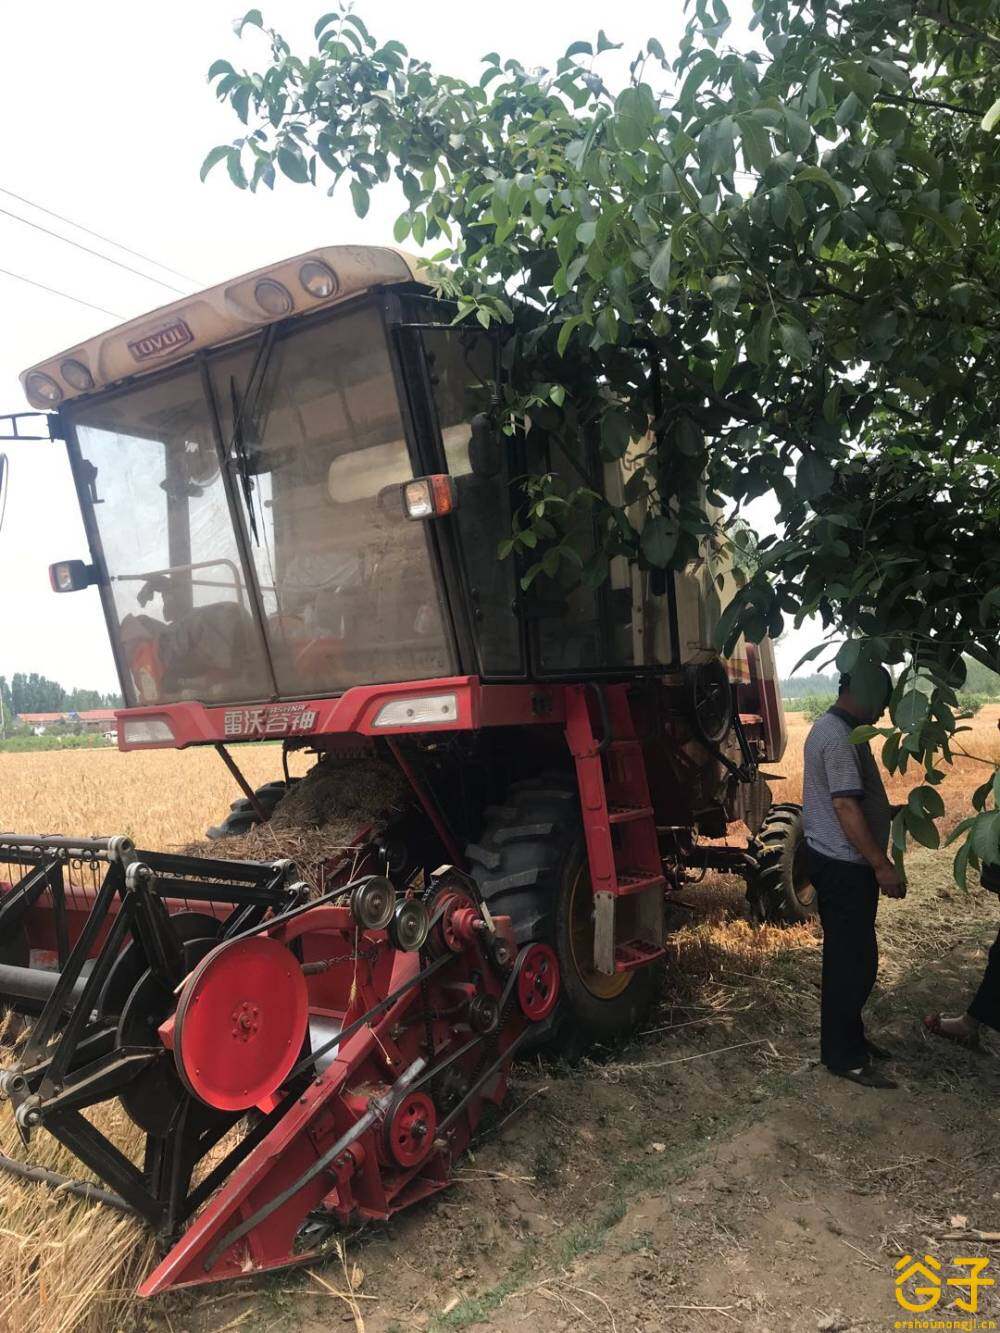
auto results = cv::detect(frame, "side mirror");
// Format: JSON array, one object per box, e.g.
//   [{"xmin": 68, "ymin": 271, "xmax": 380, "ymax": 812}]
[
  {"xmin": 49, "ymin": 560, "xmax": 97, "ymax": 593},
  {"xmin": 468, "ymin": 413, "xmax": 501, "ymax": 478}
]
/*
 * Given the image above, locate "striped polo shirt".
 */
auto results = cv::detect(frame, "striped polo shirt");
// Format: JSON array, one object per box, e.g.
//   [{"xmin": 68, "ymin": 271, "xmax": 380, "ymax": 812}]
[{"xmin": 802, "ymin": 707, "xmax": 891, "ymax": 863}]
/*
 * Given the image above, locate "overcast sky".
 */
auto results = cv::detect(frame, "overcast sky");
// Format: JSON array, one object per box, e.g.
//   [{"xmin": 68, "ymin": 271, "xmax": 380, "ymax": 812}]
[{"xmin": 0, "ymin": 0, "xmax": 821, "ymax": 694}]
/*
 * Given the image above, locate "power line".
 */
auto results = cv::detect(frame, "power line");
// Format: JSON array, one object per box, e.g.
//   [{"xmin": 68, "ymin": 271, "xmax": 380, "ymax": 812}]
[
  {"xmin": 0, "ymin": 203, "xmax": 188, "ymax": 296},
  {"xmin": 0, "ymin": 185, "xmax": 198, "ymax": 286},
  {"xmin": 0, "ymin": 265, "xmax": 123, "ymax": 319}
]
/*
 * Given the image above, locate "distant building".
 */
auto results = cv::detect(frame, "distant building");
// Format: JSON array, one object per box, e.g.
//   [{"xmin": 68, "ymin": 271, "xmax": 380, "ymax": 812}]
[
  {"xmin": 17, "ymin": 711, "xmax": 67, "ymax": 735},
  {"xmin": 16, "ymin": 709, "xmax": 118, "ymax": 738},
  {"xmin": 77, "ymin": 709, "xmax": 118, "ymax": 735}
]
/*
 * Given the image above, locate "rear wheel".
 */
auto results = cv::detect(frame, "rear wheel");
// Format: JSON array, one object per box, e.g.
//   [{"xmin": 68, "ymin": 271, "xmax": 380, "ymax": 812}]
[
  {"xmin": 467, "ymin": 776, "xmax": 660, "ymax": 1049},
  {"xmin": 747, "ymin": 803, "xmax": 816, "ymax": 924},
  {"xmin": 206, "ymin": 779, "xmax": 298, "ymax": 840}
]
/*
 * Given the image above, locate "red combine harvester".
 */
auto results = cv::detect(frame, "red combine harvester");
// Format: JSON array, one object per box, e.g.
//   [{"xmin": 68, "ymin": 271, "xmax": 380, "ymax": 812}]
[{"xmin": 0, "ymin": 245, "xmax": 809, "ymax": 1295}]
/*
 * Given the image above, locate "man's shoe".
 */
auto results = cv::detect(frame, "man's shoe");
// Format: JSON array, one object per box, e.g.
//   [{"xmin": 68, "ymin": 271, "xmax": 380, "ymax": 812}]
[
  {"xmin": 865, "ymin": 1038, "xmax": 894, "ymax": 1062},
  {"xmin": 829, "ymin": 1064, "xmax": 898, "ymax": 1089}
]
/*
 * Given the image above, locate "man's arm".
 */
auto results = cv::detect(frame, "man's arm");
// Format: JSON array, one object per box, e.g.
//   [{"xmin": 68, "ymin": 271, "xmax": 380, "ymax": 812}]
[{"xmin": 831, "ymin": 796, "xmax": 906, "ymax": 897}]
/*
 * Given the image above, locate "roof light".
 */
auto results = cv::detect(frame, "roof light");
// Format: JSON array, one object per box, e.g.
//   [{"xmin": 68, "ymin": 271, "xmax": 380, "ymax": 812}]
[
  {"xmin": 25, "ymin": 372, "xmax": 62, "ymax": 406},
  {"xmin": 60, "ymin": 359, "xmax": 94, "ymax": 391},
  {"xmin": 299, "ymin": 260, "xmax": 337, "ymax": 299},
  {"xmin": 403, "ymin": 475, "xmax": 457, "ymax": 520},
  {"xmin": 254, "ymin": 279, "xmax": 293, "ymax": 316},
  {"xmin": 372, "ymin": 693, "xmax": 459, "ymax": 728},
  {"xmin": 122, "ymin": 717, "xmax": 174, "ymax": 745}
]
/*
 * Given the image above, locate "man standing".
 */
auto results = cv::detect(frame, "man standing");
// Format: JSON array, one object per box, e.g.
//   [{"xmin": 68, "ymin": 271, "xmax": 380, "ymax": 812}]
[{"xmin": 802, "ymin": 670, "xmax": 905, "ymax": 1088}]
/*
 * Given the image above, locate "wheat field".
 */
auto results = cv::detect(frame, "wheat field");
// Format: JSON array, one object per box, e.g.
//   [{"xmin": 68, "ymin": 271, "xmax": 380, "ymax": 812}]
[{"xmin": 0, "ymin": 743, "xmax": 312, "ymax": 850}]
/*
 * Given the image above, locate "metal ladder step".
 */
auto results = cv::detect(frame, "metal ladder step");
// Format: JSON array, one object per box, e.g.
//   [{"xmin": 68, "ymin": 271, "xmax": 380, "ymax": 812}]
[
  {"xmin": 614, "ymin": 939, "xmax": 668, "ymax": 973},
  {"xmin": 614, "ymin": 870, "xmax": 667, "ymax": 897},
  {"xmin": 607, "ymin": 804, "xmax": 653, "ymax": 826}
]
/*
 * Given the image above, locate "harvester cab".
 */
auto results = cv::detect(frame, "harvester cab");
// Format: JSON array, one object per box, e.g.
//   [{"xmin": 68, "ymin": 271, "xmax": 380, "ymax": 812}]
[{"xmin": 0, "ymin": 244, "xmax": 808, "ymax": 1295}]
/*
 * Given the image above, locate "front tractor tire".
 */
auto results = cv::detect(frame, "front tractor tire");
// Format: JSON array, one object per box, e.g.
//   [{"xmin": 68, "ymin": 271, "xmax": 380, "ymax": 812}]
[
  {"xmin": 206, "ymin": 779, "xmax": 298, "ymax": 840},
  {"xmin": 748, "ymin": 803, "xmax": 817, "ymax": 925},
  {"xmin": 467, "ymin": 777, "xmax": 660, "ymax": 1050}
]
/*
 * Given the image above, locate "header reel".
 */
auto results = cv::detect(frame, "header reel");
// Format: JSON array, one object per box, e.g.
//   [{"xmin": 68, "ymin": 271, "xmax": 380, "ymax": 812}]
[{"xmin": 0, "ymin": 837, "xmax": 559, "ymax": 1295}]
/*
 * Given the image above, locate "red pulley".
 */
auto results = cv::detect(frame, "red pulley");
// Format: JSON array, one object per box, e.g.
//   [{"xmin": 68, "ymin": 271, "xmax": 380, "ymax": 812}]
[
  {"xmin": 385, "ymin": 1090, "xmax": 437, "ymax": 1168},
  {"xmin": 516, "ymin": 943, "xmax": 560, "ymax": 1022},
  {"xmin": 172, "ymin": 936, "xmax": 308, "ymax": 1112}
]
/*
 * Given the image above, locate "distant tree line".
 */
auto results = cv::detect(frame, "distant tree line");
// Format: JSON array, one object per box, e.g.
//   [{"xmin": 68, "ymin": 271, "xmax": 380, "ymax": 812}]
[{"xmin": 0, "ymin": 673, "xmax": 122, "ymax": 718}]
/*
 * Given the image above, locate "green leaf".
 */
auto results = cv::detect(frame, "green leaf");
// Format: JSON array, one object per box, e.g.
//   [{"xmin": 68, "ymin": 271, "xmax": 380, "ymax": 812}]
[
  {"xmin": 557, "ymin": 315, "xmax": 586, "ymax": 356},
  {"xmin": 277, "ymin": 145, "xmax": 309, "ymax": 184},
  {"xmin": 794, "ymin": 165, "xmax": 850, "ymax": 209},
  {"xmin": 972, "ymin": 811, "xmax": 1000, "ymax": 863},
  {"xmin": 649, "ymin": 237, "xmax": 673, "ymax": 292},
  {"xmin": 983, "ymin": 97, "xmax": 1000, "ymax": 132},
  {"xmin": 234, "ymin": 8, "xmax": 263, "ymax": 36},
  {"xmin": 226, "ymin": 147, "xmax": 247, "ymax": 190},
  {"xmin": 835, "ymin": 640, "xmax": 861, "ymax": 673},
  {"xmin": 600, "ymin": 408, "xmax": 631, "ymax": 459},
  {"xmin": 747, "ymin": 308, "xmax": 774, "ymax": 365},
  {"xmin": 641, "ymin": 515, "xmax": 680, "ymax": 568},
  {"xmin": 350, "ymin": 179, "xmax": 370, "ymax": 218},
  {"xmin": 909, "ymin": 785, "xmax": 945, "ymax": 820},
  {"xmin": 791, "ymin": 642, "xmax": 828, "ymax": 673},
  {"xmin": 850, "ymin": 724, "xmax": 881, "ymax": 742},
  {"xmin": 709, "ymin": 273, "xmax": 740, "ymax": 314},
  {"xmin": 795, "ymin": 451, "xmax": 834, "ymax": 500},
  {"xmin": 393, "ymin": 213, "xmax": 411, "ymax": 243},
  {"xmin": 778, "ymin": 316, "xmax": 812, "ymax": 364},
  {"xmin": 904, "ymin": 808, "xmax": 939, "ymax": 849},
  {"xmin": 954, "ymin": 840, "xmax": 972, "ymax": 890},
  {"xmin": 894, "ymin": 688, "xmax": 930, "ymax": 730},
  {"xmin": 675, "ymin": 417, "xmax": 704, "ymax": 456},
  {"xmin": 200, "ymin": 145, "xmax": 230, "ymax": 183}
]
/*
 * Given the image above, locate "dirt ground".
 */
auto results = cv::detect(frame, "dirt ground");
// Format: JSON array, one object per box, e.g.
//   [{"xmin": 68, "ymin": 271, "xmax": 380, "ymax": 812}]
[{"xmin": 143, "ymin": 845, "xmax": 1000, "ymax": 1333}]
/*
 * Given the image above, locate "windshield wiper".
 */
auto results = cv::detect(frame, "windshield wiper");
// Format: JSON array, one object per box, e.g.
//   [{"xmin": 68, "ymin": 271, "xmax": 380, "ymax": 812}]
[{"xmin": 228, "ymin": 324, "xmax": 278, "ymax": 545}]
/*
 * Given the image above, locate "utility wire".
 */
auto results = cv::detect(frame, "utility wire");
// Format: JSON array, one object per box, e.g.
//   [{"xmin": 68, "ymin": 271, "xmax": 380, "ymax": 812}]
[
  {"xmin": 0, "ymin": 265, "xmax": 123, "ymax": 319},
  {"xmin": 0, "ymin": 203, "xmax": 188, "ymax": 296},
  {"xmin": 0, "ymin": 185, "xmax": 198, "ymax": 286}
]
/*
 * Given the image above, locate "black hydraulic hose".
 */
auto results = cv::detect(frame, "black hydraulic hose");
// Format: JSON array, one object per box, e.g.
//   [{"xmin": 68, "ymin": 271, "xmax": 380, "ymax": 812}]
[{"xmin": 0, "ymin": 1152, "xmax": 133, "ymax": 1212}]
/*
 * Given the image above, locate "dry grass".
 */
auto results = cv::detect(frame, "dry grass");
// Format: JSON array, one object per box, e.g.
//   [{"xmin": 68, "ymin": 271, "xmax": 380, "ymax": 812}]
[{"xmin": 0, "ymin": 715, "xmax": 997, "ymax": 1331}]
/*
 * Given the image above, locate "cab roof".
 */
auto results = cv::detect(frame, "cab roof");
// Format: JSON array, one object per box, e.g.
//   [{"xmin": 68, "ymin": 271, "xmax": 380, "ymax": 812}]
[{"xmin": 21, "ymin": 244, "xmax": 429, "ymax": 409}]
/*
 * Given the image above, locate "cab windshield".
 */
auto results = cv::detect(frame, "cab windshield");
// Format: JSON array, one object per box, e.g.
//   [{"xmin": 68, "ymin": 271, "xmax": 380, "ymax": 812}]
[{"xmin": 69, "ymin": 304, "xmax": 454, "ymax": 707}]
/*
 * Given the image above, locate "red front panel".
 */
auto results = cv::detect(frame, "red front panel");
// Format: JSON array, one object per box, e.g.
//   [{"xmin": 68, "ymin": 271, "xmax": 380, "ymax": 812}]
[{"xmin": 115, "ymin": 678, "xmax": 565, "ymax": 751}]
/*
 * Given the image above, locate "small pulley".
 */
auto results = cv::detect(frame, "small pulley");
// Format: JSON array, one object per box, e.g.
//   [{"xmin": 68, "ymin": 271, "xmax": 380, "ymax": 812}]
[
  {"xmin": 516, "ymin": 943, "xmax": 560, "ymax": 1022},
  {"xmin": 384, "ymin": 1089, "xmax": 437, "ymax": 1168},
  {"xmin": 350, "ymin": 876, "xmax": 396, "ymax": 931},
  {"xmin": 389, "ymin": 899, "xmax": 430, "ymax": 952}
]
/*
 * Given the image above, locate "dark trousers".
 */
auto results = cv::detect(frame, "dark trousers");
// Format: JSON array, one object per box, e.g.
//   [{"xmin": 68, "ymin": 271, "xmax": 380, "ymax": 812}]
[
  {"xmin": 807, "ymin": 849, "xmax": 880, "ymax": 1071},
  {"xmin": 968, "ymin": 927, "xmax": 1000, "ymax": 1033}
]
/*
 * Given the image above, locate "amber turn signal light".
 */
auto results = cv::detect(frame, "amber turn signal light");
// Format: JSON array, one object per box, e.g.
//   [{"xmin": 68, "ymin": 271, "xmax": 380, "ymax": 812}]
[{"xmin": 402, "ymin": 474, "xmax": 458, "ymax": 520}]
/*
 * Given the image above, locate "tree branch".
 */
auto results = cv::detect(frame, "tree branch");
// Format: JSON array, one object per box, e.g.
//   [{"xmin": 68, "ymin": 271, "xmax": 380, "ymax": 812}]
[{"xmin": 875, "ymin": 91, "xmax": 983, "ymax": 120}]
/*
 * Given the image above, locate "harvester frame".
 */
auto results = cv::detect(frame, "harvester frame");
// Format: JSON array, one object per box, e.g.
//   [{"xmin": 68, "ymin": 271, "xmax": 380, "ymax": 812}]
[{"xmin": 0, "ymin": 243, "xmax": 809, "ymax": 1295}]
